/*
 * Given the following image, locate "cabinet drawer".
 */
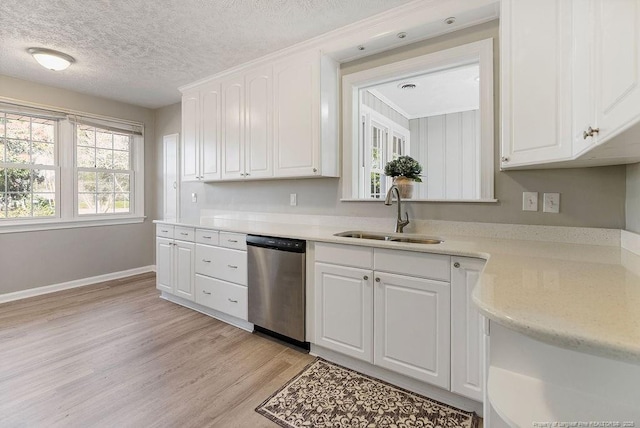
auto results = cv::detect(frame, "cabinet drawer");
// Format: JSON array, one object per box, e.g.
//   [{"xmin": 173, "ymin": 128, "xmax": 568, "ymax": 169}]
[
  {"xmin": 219, "ymin": 232, "xmax": 247, "ymax": 250},
  {"xmin": 156, "ymin": 224, "xmax": 174, "ymax": 238},
  {"xmin": 196, "ymin": 244, "xmax": 247, "ymax": 285},
  {"xmin": 196, "ymin": 229, "xmax": 219, "ymax": 245},
  {"xmin": 195, "ymin": 275, "xmax": 248, "ymax": 320},
  {"xmin": 315, "ymin": 243, "xmax": 373, "ymax": 269},
  {"xmin": 374, "ymin": 249, "xmax": 450, "ymax": 282},
  {"xmin": 174, "ymin": 226, "xmax": 195, "ymax": 242}
]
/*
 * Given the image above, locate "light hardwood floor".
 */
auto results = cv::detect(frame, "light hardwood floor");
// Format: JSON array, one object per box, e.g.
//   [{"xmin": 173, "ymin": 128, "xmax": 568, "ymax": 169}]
[{"xmin": 0, "ymin": 273, "xmax": 314, "ymax": 427}]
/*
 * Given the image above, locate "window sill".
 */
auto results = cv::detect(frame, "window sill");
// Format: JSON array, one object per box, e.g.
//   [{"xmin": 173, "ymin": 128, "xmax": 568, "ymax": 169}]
[{"xmin": 0, "ymin": 216, "xmax": 146, "ymax": 234}]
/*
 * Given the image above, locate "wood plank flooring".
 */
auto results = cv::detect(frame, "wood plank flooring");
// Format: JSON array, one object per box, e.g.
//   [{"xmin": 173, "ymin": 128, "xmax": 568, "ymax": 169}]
[{"xmin": 0, "ymin": 273, "xmax": 314, "ymax": 427}]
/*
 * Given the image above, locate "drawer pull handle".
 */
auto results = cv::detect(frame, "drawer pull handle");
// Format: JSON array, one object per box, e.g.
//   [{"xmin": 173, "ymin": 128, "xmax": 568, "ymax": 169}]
[
  {"xmin": 228, "ymin": 298, "xmax": 238, "ymax": 303},
  {"xmin": 161, "ymin": 229, "xmax": 169, "ymax": 233},
  {"xmin": 202, "ymin": 259, "xmax": 211, "ymax": 263},
  {"xmin": 227, "ymin": 239, "xmax": 238, "ymax": 243},
  {"xmin": 228, "ymin": 264, "xmax": 238, "ymax": 269},
  {"xmin": 180, "ymin": 232, "xmax": 189, "ymax": 236},
  {"xmin": 202, "ymin": 235, "xmax": 212, "ymax": 239},
  {"xmin": 202, "ymin": 290, "xmax": 212, "ymax": 295}
]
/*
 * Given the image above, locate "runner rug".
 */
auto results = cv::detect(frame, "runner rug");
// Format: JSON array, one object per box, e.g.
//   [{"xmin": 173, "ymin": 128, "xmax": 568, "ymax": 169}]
[{"xmin": 256, "ymin": 358, "xmax": 479, "ymax": 428}]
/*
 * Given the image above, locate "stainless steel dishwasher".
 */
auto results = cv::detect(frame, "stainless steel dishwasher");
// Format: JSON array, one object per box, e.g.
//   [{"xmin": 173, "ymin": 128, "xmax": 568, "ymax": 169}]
[{"xmin": 247, "ymin": 235, "xmax": 307, "ymax": 345}]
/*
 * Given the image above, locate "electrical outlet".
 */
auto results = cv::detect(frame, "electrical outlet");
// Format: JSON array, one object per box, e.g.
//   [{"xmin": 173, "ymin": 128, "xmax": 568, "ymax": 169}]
[
  {"xmin": 543, "ymin": 193, "xmax": 560, "ymax": 213},
  {"xmin": 191, "ymin": 192, "xmax": 197, "ymax": 203},
  {"xmin": 290, "ymin": 193, "xmax": 297, "ymax": 206},
  {"xmin": 522, "ymin": 192, "xmax": 538, "ymax": 211}
]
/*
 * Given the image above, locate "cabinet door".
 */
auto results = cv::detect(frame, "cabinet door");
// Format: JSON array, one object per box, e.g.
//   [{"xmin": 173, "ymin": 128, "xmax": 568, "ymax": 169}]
[
  {"xmin": 374, "ymin": 272, "xmax": 450, "ymax": 388},
  {"xmin": 174, "ymin": 241, "xmax": 195, "ymax": 301},
  {"xmin": 451, "ymin": 257, "xmax": 485, "ymax": 402},
  {"xmin": 595, "ymin": 0, "xmax": 640, "ymax": 143},
  {"xmin": 273, "ymin": 51, "xmax": 320, "ymax": 177},
  {"xmin": 156, "ymin": 237, "xmax": 174, "ymax": 293},
  {"xmin": 201, "ymin": 82, "xmax": 221, "ymax": 180},
  {"xmin": 181, "ymin": 92, "xmax": 200, "ymax": 181},
  {"xmin": 221, "ymin": 76, "xmax": 245, "ymax": 179},
  {"xmin": 314, "ymin": 263, "xmax": 373, "ymax": 362},
  {"xmin": 245, "ymin": 66, "xmax": 273, "ymax": 179},
  {"xmin": 500, "ymin": 0, "xmax": 573, "ymax": 168}
]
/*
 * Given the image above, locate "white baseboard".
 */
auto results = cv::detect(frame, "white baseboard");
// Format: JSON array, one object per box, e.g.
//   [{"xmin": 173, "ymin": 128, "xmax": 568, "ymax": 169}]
[
  {"xmin": 0, "ymin": 265, "xmax": 156, "ymax": 304},
  {"xmin": 622, "ymin": 230, "xmax": 640, "ymax": 256}
]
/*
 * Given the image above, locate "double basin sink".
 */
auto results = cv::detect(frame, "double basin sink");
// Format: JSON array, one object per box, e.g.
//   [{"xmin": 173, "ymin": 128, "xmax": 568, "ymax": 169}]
[{"xmin": 334, "ymin": 231, "xmax": 443, "ymax": 245}]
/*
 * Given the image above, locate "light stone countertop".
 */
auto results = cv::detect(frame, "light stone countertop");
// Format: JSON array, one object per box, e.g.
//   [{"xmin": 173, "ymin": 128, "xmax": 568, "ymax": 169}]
[{"xmin": 154, "ymin": 218, "xmax": 640, "ymax": 365}]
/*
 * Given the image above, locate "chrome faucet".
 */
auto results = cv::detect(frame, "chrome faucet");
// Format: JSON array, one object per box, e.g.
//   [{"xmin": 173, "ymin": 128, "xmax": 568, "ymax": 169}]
[{"xmin": 384, "ymin": 185, "xmax": 410, "ymax": 233}]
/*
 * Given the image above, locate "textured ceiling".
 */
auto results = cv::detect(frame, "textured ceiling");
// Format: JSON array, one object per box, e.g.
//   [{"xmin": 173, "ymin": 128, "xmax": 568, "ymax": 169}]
[{"xmin": 0, "ymin": 0, "xmax": 413, "ymax": 109}]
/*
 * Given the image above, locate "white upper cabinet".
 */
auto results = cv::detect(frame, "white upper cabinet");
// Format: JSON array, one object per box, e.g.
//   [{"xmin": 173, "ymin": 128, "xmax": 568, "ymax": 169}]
[
  {"xmin": 179, "ymin": 49, "xmax": 339, "ymax": 181},
  {"xmin": 501, "ymin": 0, "xmax": 640, "ymax": 169},
  {"xmin": 500, "ymin": 0, "xmax": 573, "ymax": 168},
  {"xmin": 245, "ymin": 65, "xmax": 273, "ymax": 179},
  {"xmin": 181, "ymin": 83, "xmax": 221, "ymax": 182},
  {"xmin": 272, "ymin": 51, "xmax": 339, "ymax": 178},
  {"xmin": 221, "ymin": 75, "xmax": 245, "ymax": 180}
]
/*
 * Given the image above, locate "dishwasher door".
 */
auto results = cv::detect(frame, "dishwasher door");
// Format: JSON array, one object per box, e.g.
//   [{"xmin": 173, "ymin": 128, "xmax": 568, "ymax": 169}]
[{"xmin": 247, "ymin": 245, "xmax": 306, "ymax": 342}]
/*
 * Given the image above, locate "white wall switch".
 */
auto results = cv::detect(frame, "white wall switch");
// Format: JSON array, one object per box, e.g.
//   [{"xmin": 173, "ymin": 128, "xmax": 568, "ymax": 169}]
[
  {"xmin": 191, "ymin": 192, "xmax": 197, "ymax": 203},
  {"xmin": 543, "ymin": 193, "xmax": 560, "ymax": 213},
  {"xmin": 290, "ymin": 193, "xmax": 297, "ymax": 206},
  {"xmin": 522, "ymin": 192, "xmax": 538, "ymax": 211}
]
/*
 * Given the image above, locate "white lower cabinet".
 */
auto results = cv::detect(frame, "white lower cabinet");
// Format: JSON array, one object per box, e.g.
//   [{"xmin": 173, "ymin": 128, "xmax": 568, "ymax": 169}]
[
  {"xmin": 155, "ymin": 228, "xmax": 195, "ymax": 301},
  {"xmin": 451, "ymin": 257, "xmax": 485, "ymax": 401},
  {"xmin": 195, "ymin": 275, "xmax": 248, "ymax": 320},
  {"xmin": 314, "ymin": 262, "xmax": 373, "ymax": 362},
  {"xmin": 313, "ymin": 243, "xmax": 455, "ymax": 390},
  {"xmin": 374, "ymin": 271, "xmax": 450, "ymax": 389}
]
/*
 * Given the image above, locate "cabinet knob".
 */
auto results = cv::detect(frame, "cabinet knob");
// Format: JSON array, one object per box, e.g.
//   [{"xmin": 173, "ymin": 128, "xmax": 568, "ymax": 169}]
[
  {"xmin": 312, "ymin": 168, "xmax": 318, "ymax": 173},
  {"xmin": 453, "ymin": 262, "xmax": 461, "ymax": 268},
  {"xmin": 245, "ymin": 173, "xmax": 250, "ymax": 176},
  {"xmin": 583, "ymin": 126, "xmax": 600, "ymax": 140},
  {"xmin": 240, "ymin": 173, "xmax": 245, "ymax": 176},
  {"xmin": 375, "ymin": 277, "xmax": 381, "ymax": 283},
  {"xmin": 501, "ymin": 156, "xmax": 509, "ymax": 163},
  {"xmin": 363, "ymin": 275, "xmax": 368, "ymax": 280}
]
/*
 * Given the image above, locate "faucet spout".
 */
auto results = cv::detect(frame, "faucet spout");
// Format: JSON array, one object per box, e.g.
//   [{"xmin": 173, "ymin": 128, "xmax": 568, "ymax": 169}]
[{"xmin": 384, "ymin": 185, "xmax": 410, "ymax": 233}]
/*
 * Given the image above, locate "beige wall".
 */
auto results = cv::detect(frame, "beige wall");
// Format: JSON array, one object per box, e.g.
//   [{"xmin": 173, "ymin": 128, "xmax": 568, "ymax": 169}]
[
  {"xmin": 0, "ymin": 75, "xmax": 156, "ymax": 294},
  {"xmin": 170, "ymin": 21, "xmax": 626, "ymax": 229},
  {"xmin": 627, "ymin": 163, "xmax": 640, "ymax": 233}
]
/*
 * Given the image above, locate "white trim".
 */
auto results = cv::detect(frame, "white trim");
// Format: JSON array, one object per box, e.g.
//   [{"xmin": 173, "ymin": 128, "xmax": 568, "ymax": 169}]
[
  {"xmin": 367, "ymin": 89, "xmax": 413, "ymax": 120},
  {"xmin": 342, "ymin": 38, "xmax": 495, "ymax": 201},
  {"xmin": 0, "ymin": 265, "xmax": 155, "ymax": 304},
  {"xmin": 622, "ymin": 230, "xmax": 640, "ymax": 256},
  {"xmin": 160, "ymin": 292, "xmax": 254, "ymax": 332},
  {"xmin": 0, "ymin": 215, "xmax": 145, "ymax": 234}
]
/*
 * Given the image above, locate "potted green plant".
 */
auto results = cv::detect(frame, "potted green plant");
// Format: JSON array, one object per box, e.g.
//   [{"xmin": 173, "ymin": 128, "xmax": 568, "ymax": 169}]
[{"xmin": 384, "ymin": 155, "xmax": 423, "ymax": 198}]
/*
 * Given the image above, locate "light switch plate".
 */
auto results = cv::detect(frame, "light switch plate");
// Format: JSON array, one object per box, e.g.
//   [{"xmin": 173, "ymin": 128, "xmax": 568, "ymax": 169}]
[
  {"xmin": 522, "ymin": 192, "xmax": 538, "ymax": 211},
  {"xmin": 543, "ymin": 193, "xmax": 560, "ymax": 213},
  {"xmin": 290, "ymin": 193, "xmax": 297, "ymax": 206},
  {"xmin": 191, "ymin": 192, "xmax": 197, "ymax": 203}
]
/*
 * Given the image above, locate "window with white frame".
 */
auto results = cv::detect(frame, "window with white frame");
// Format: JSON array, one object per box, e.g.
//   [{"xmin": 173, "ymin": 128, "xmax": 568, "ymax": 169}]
[
  {"xmin": 0, "ymin": 112, "xmax": 58, "ymax": 218},
  {"xmin": 360, "ymin": 105, "xmax": 410, "ymax": 199},
  {"xmin": 0, "ymin": 101, "xmax": 144, "ymax": 230}
]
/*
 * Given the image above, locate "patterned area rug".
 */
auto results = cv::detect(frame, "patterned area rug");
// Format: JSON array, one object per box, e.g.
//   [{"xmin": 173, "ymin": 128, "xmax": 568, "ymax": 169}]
[{"xmin": 256, "ymin": 358, "xmax": 479, "ymax": 428}]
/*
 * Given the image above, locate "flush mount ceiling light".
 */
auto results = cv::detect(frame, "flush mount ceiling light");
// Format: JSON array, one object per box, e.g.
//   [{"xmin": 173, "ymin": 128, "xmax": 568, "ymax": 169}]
[{"xmin": 27, "ymin": 48, "xmax": 75, "ymax": 71}]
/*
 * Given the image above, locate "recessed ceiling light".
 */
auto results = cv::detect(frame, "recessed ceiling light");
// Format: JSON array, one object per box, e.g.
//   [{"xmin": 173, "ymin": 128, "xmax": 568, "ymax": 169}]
[
  {"xmin": 27, "ymin": 48, "xmax": 75, "ymax": 71},
  {"xmin": 398, "ymin": 83, "xmax": 418, "ymax": 90},
  {"xmin": 444, "ymin": 17, "xmax": 456, "ymax": 25},
  {"xmin": 357, "ymin": 45, "xmax": 366, "ymax": 51},
  {"xmin": 397, "ymin": 32, "xmax": 407, "ymax": 39}
]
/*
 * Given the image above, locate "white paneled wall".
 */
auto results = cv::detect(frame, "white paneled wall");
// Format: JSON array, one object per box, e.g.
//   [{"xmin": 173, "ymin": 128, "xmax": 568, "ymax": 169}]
[
  {"xmin": 362, "ymin": 91, "xmax": 410, "ymax": 129},
  {"xmin": 410, "ymin": 110, "xmax": 479, "ymax": 199}
]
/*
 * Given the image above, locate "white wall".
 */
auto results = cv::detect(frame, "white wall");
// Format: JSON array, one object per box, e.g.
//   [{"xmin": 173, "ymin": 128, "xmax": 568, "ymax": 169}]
[
  {"xmin": 410, "ymin": 110, "xmax": 479, "ymax": 199},
  {"xmin": 0, "ymin": 75, "xmax": 156, "ymax": 294}
]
